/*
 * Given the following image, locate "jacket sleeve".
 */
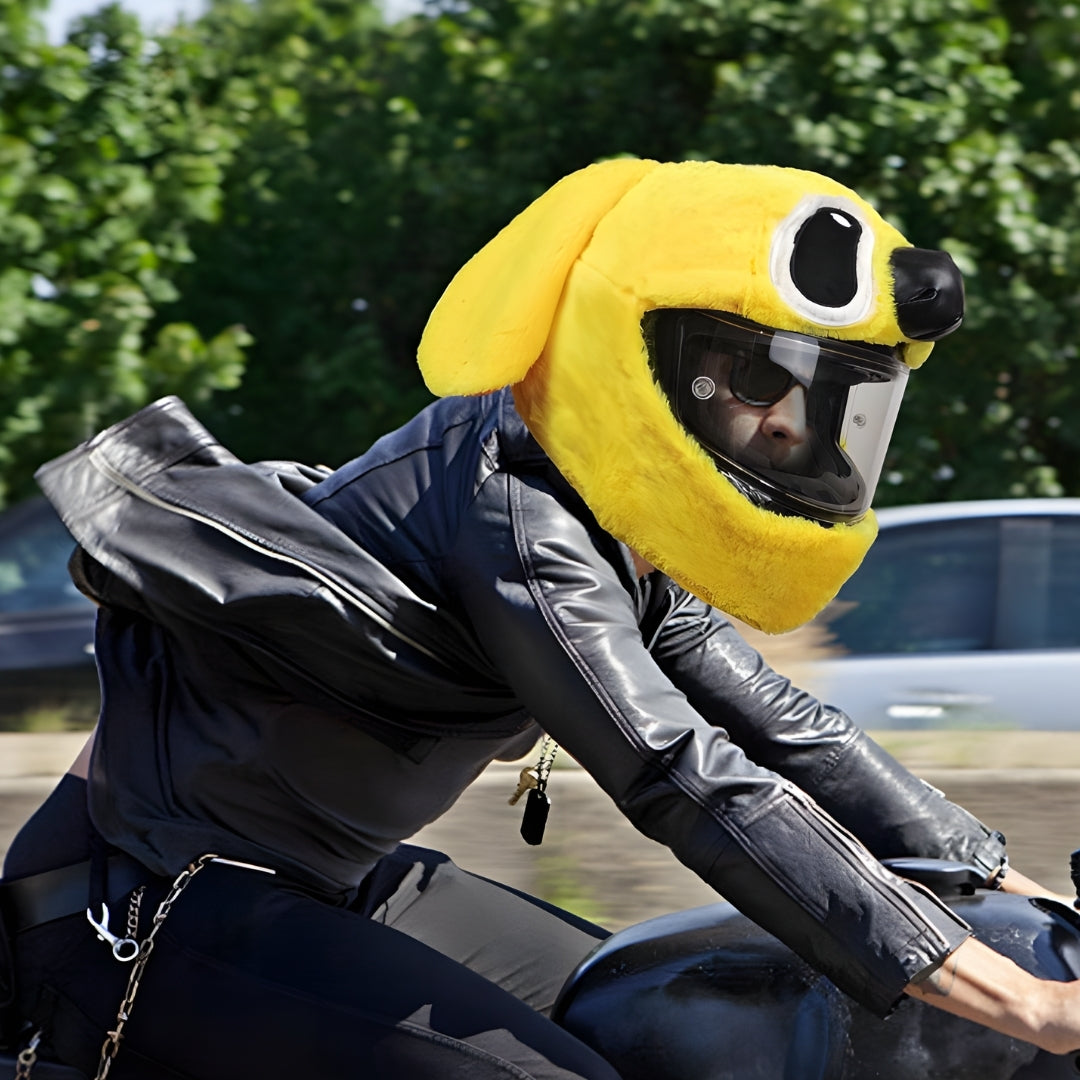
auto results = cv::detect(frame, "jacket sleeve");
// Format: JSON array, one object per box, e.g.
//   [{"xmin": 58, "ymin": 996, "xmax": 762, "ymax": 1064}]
[
  {"xmin": 650, "ymin": 589, "xmax": 1007, "ymax": 880},
  {"xmin": 446, "ymin": 469, "xmax": 971, "ymax": 1017}
]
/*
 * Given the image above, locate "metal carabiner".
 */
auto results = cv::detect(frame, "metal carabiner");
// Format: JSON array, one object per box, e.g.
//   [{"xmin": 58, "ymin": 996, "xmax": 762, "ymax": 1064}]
[
  {"xmin": 86, "ymin": 903, "xmax": 140, "ymax": 962},
  {"xmin": 15, "ymin": 1028, "xmax": 42, "ymax": 1079}
]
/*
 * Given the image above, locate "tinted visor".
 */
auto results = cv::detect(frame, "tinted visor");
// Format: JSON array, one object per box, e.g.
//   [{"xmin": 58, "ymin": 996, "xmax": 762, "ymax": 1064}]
[{"xmin": 644, "ymin": 309, "xmax": 909, "ymax": 523}]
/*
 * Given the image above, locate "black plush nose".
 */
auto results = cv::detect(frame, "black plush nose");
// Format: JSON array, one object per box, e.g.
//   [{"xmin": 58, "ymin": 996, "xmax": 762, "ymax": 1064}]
[{"xmin": 889, "ymin": 247, "xmax": 965, "ymax": 341}]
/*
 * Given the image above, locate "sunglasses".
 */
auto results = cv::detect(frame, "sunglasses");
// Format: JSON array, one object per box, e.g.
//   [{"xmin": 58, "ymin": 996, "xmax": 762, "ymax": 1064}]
[{"xmin": 685, "ymin": 334, "xmax": 802, "ymax": 408}]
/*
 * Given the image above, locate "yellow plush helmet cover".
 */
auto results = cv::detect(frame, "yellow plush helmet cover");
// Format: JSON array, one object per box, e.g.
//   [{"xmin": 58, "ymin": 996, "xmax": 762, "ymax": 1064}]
[{"xmin": 418, "ymin": 159, "xmax": 935, "ymax": 633}]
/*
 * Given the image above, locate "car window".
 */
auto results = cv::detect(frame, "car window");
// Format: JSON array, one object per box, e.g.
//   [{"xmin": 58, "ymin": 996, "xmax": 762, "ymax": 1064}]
[
  {"xmin": 1048, "ymin": 518, "xmax": 1080, "ymax": 648},
  {"xmin": 0, "ymin": 501, "xmax": 82, "ymax": 614},
  {"xmin": 997, "ymin": 515, "xmax": 1080, "ymax": 651},
  {"xmin": 822, "ymin": 517, "xmax": 1000, "ymax": 656}
]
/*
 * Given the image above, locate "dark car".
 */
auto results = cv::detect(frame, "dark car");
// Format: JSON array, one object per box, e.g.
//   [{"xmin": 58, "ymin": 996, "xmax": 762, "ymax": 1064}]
[{"xmin": 0, "ymin": 497, "xmax": 98, "ymax": 726}]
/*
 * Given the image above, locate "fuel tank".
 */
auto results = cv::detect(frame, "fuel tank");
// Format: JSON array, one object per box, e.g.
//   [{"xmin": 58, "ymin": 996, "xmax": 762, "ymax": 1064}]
[{"xmin": 553, "ymin": 862, "xmax": 1080, "ymax": 1080}]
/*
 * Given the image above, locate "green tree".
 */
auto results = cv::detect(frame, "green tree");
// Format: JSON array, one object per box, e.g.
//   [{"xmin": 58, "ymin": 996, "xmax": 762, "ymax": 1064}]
[
  {"xmin": 157, "ymin": 0, "xmax": 723, "ymax": 466},
  {"xmin": 7, "ymin": 0, "xmax": 1078, "ymax": 506},
  {"xmin": 667, "ymin": 0, "xmax": 1080, "ymax": 504},
  {"xmin": 0, "ymin": 2, "xmax": 250, "ymax": 506},
  {"xmin": 151, "ymin": 0, "xmax": 434, "ymax": 467},
  {"xmin": 160, "ymin": 0, "xmax": 1080, "ymax": 505}
]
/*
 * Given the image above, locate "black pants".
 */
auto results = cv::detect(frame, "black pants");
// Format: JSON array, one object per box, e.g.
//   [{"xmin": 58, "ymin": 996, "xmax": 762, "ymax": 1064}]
[{"xmin": 6, "ymin": 780, "xmax": 620, "ymax": 1079}]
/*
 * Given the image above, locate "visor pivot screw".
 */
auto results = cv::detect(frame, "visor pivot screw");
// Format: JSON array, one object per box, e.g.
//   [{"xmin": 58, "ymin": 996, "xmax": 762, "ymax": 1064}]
[
  {"xmin": 691, "ymin": 376, "xmax": 715, "ymax": 400},
  {"xmin": 852, "ymin": 413, "xmax": 867, "ymax": 428}
]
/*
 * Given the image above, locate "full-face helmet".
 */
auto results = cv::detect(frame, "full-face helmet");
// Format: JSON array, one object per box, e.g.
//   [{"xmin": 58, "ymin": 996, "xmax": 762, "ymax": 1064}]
[{"xmin": 645, "ymin": 308, "xmax": 910, "ymax": 525}]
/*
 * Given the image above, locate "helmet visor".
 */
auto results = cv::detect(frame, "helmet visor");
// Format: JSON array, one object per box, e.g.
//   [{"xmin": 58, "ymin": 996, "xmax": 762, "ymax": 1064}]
[{"xmin": 644, "ymin": 309, "xmax": 910, "ymax": 523}]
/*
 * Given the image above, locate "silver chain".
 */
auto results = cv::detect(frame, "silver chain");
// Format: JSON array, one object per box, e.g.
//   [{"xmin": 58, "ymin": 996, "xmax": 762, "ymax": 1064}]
[
  {"xmin": 125, "ymin": 885, "xmax": 145, "ymax": 940},
  {"xmin": 536, "ymin": 736, "xmax": 559, "ymax": 788},
  {"xmin": 95, "ymin": 854, "xmax": 218, "ymax": 1080}
]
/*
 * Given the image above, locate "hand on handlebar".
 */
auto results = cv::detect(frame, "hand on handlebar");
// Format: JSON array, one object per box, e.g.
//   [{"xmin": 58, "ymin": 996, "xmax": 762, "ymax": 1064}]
[
  {"xmin": 996, "ymin": 866, "xmax": 1076, "ymax": 907},
  {"xmin": 906, "ymin": 937, "xmax": 1080, "ymax": 1056}
]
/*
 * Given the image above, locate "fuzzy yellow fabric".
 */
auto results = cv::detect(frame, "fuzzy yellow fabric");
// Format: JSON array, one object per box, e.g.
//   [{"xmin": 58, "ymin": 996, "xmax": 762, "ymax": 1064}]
[
  {"xmin": 418, "ymin": 159, "xmax": 929, "ymax": 632},
  {"xmin": 419, "ymin": 158, "xmax": 656, "ymax": 396},
  {"xmin": 511, "ymin": 260, "xmax": 877, "ymax": 632}
]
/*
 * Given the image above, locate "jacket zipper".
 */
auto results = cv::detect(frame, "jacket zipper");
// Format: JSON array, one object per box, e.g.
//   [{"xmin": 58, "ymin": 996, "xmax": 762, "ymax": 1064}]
[
  {"xmin": 779, "ymin": 782, "xmax": 958, "ymax": 953},
  {"xmin": 643, "ymin": 585, "xmax": 697, "ymax": 653}
]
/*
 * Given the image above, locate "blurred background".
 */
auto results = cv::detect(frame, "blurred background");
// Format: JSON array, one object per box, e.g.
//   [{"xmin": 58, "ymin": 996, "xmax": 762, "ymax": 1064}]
[{"xmin": 1, "ymin": 0, "xmax": 1079, "ymax": 924}]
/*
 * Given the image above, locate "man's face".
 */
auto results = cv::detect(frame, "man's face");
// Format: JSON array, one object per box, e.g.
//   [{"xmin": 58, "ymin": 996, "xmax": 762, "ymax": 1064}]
[
  {"xmin": 646, "ymin": 307, "xmax": 911, "ymax": 536},
  {"xmin": 692, "ymin": 344, "xmax": 814, "ymax": 475}
]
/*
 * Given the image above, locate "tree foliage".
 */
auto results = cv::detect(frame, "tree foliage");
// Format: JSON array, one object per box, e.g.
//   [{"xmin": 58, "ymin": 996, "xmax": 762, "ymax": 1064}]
[
  {"xmin": 3, "ymin": 0, "xmax": 1080, "ymax": 506},
  {"xmin": 0, "ymin": 0, "xmax": 249, "ymax": 505}
]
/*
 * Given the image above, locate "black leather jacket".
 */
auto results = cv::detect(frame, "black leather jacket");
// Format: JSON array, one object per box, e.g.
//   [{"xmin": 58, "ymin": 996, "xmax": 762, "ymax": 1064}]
[{"xmin": 37, "ymin": 390, "xmax": 1005, "ymax": 1016}]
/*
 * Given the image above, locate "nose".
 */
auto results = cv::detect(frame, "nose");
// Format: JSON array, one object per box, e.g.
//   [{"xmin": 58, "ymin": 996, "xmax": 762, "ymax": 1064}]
[
  {"xmin": 760, "ymin": 385, "xmax": 808, "ymax": 444},
  {"xmin": 890, "ymin": 247, "xmax": 965, "ymax": 341}
]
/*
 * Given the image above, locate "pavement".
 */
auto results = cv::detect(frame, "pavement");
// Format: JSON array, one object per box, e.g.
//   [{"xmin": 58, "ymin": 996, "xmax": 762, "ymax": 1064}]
[{"xmin": 3, "ymin": 732, "xmax": 1080, "ymax": 928}]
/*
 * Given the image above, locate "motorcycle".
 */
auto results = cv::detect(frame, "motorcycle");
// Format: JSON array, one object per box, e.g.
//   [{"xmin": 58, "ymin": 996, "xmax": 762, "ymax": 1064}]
[
  {"xmin": 4, "ymin": 858, "xmax": 1080, "ymax": 1079},
  {"xmin": 552, "ymin": 857, "xmax": 1080, "ymax": 1080}
]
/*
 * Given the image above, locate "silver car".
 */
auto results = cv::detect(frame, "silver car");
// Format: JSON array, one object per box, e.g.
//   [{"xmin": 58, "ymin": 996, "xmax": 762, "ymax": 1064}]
[{"xmin": 789, "ymin": 499, "xmax": 1080, "ymax": 730}]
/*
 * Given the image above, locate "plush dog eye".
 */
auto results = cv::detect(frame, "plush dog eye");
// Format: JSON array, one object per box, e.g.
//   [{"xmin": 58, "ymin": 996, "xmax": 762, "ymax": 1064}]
[
  {"xmin": 769, "ymin": 196, "xmax": 875, "ymax": 328},
  {"xmin": 790, "ymin": 207, "xmax": 862, "ymax": 309}
]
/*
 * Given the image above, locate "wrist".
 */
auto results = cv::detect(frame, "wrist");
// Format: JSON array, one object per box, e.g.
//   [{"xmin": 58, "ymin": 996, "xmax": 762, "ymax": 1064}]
[
  {"xmin": 1030, "ymin": 977, "xmax": 1080, "ymax": 1055},
  {"xmin": 905, "ymin": 938, "xmax": 1078, "ymax": 1054}
]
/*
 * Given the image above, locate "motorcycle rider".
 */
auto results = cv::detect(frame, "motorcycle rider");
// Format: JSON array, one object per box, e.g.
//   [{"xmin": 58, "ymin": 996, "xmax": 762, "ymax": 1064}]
[{"xmin": 4, "ymin": 159, "xmax": 1080, "ymax": 1078}]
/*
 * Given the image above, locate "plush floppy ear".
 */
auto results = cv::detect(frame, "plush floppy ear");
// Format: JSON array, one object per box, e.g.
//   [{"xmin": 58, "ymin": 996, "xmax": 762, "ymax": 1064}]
[{"xmin": 418, "ymin": 158, "xmax": 658, "ymax": 396}]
